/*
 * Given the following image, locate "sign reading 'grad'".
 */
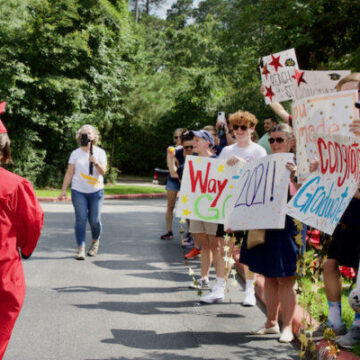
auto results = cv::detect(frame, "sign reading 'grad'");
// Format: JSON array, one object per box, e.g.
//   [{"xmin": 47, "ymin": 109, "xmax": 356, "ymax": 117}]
[
  {"xmin": 176, "ymin": 155, "xmax": 245, "ymax": 224},
  {"xmin": 286, "ymin": 134, "xmax": 360, "ymax": 235}
]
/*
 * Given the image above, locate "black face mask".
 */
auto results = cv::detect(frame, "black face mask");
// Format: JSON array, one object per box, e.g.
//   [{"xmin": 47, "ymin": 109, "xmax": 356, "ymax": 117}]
[{"xmin": 80, "ymin": 133, "xmax": 90, "ymax": 146}]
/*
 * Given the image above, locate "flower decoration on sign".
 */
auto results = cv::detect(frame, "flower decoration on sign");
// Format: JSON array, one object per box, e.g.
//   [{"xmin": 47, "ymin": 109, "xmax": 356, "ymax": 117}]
[
  {"xmin": 269, "ymin": 54, "xmax": 283, "ymax": 72},
  {"xmin": 292, "ymin": 69, "xmax": 307, "ymax": 86}
]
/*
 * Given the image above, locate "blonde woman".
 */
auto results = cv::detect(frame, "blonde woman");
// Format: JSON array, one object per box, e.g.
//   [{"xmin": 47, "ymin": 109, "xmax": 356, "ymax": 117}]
[{"xmin": 59, "ymin": 124, "xmax": 107, "ymax": 260}]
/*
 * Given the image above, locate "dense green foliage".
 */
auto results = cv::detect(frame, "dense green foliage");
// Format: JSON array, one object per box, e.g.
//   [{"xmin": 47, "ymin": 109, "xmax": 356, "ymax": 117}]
[{"xmin": 0, "ymin": 0, "xmax": 359, "ymax": 185}]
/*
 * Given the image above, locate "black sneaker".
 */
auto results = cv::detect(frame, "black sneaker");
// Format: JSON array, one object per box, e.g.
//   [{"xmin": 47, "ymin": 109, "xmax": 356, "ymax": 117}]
[{"xmin": 160, "ymin": 231, "xmax": 173, "ymax": 240}]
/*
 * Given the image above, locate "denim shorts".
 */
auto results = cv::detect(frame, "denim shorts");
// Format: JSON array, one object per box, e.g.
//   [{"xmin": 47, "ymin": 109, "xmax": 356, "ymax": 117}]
[{"xmin": 166, "ymin": 176, "xmax": 180, "ymax": 191}]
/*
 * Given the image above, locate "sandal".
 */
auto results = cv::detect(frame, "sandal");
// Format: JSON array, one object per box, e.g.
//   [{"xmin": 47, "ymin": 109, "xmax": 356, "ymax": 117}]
[{"xmin": 160, "ymin": 231, "xmax": 173, "ymax": 240}]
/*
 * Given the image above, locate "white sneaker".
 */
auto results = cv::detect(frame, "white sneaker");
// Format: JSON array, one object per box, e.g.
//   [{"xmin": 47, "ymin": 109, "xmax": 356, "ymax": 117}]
[
  {"xmin": 75, "ymin": 248, "xmax": 85, "ymax": 260},
  {"xmin": 200, "ymin": 284, "xmax": 225, "ymax": 303},
  {"xmin": 87, "ymin": 240, "xmax": 99, "ymax": 257},
  {"xmin": 242, "ymin": 288, "xmax": 256, "ymax": 306},
  {"xmin": 279, "ymin": 326, "xmax": 294, "ymax": 343},
  {"xmin": 250, "ymin": 323, "xmax": 280, "ymax": 335}
]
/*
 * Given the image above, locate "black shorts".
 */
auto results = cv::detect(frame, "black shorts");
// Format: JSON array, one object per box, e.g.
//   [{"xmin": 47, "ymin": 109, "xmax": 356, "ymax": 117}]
[
  {"xmin": 327, "ymin": 223, "xmax": 360, "ymax": 268},
  {"xmin": 216, "ymin": 224, "xmax": 246, "ymax": 245}
]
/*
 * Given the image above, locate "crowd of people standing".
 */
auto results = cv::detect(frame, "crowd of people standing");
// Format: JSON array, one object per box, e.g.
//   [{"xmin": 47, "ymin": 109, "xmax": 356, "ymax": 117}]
[{"xmin": 161, "ymin": 73, "xmax": 360, "ymax": 348}]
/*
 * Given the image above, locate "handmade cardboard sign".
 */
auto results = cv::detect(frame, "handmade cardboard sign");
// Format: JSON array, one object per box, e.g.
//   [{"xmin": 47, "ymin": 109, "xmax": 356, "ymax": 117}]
[
  {"xmin": 225, "ymin": 153, "xmax": 293, "ymax": 231},
  {"xmin": 292, "ymin": 70, "xmax": 350, "ymax": 100},
  {"xmin": 286, "ymin": 134, "xmax": 360, "ymax": 235},
  {"xmin": 259, "ymin": 48, "xmax": 299, "ymax": 104},
  {"xmin": 176, "ymin": 156, "xmax": 246, "ymax": 224},
  {"xmin": 292, "ymin": 90, "xmax": 359, "ymax": 182}
]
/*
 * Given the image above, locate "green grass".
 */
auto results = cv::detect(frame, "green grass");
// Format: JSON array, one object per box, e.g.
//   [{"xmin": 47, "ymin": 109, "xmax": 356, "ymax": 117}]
[
  {"xmin": 299, "ymin": 277, "xmax": 355, "ymax": 329},
  {"xmin": 299, "ymin": 276, "xmax": 360, "ymax": 356},
  {"xmin": 35, "ymin": 184, "xmax": 166, "ymax": 197}
]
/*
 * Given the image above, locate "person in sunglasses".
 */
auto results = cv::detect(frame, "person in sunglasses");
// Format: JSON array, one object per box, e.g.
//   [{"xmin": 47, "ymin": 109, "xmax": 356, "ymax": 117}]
[
  {"xmin": 240, "ymin": 123, "xmax": 299, "ymax": 343},
  {"xmin": 202, "ymin": 110, "xmax": 267, "ymax": 305},
  {"xmin": 161, "ymin": 129, "xmax": 193, "ymax": 240}
]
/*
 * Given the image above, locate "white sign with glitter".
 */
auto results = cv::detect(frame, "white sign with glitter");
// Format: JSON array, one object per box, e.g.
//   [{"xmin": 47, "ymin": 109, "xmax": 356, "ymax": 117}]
[
  {"xmin": 287, "ymin": 134, "xmax": 359, "ymax": 235},
  {"xmin": 225, "ymin": 153, "xmax": 293, "ymax": 231},
  {"xmin": 292, "ymin": 90, "xmax": 359, "ymax": 182},
  {"xmin": 259, "ymin": 48, "xmax": 299, "ymax": 104},
  {"xmin": 176, "ymin": 155, "xmax": 246, "ymax": 224}
]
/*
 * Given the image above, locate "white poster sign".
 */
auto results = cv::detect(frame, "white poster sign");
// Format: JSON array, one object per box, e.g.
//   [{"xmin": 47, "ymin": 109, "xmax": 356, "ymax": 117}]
[
  {"xmin": 259, "ymin": 48, "xmax": 299, "ymax": 104},
  {"xmin": 292, "ymin": 90, "xmax": 359, "ymax": 182},
  {"xmin": 286, "ymin": 134, "xmax": 360, "ymax": 235},
  {"xmin": 292, "ymin": 70, "xmax": 350, "ymax": 100},
  {"xmin": 176, "ymin": 156, "xmax": 245, "ymax": 224},
  {"xmin": 225, "ymin": 153, "xmax": 293, "ymax": 231}
]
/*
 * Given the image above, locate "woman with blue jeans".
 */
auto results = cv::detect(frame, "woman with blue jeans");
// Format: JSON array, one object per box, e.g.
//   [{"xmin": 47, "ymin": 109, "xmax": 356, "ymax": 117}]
[{"xmin": 59, "ymin": 124, "xmax": 107, "ymax": 260}]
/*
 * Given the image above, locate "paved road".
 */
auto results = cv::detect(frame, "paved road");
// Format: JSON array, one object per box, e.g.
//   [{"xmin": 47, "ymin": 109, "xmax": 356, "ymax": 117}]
[{"xmin": 6, "ymin": 199, "xmax": 298, "ymax": 360}]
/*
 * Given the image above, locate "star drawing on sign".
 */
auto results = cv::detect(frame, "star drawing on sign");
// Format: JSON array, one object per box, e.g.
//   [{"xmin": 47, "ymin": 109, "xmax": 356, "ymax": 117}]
[
  {"xmin": 217, "ymin": 164, "xmax": 225, "ymax": 173},
  {"xmin": 292, "ymin": 69, "xmax": 307, "ymax": 86},
  {"xmin": 182, "ymin": 208, "xmax": 191, "ymax": 216},
  {"xmin": 181, "ymin": 195, "xmax": 189, "ymax": 204},
  {"xmin": 264, "ymin": 86, "xmax": 275, "ymax": 102},
  {"xmin": 261, "ymin": 64, "xmax": 270, "ymax": 79},
  {"xmin": 269, "ymin": 54, "xmax": 283, "ymax": 72}
]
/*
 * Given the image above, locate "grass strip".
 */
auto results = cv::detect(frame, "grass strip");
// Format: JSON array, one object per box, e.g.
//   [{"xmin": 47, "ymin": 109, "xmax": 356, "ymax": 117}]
[{"xmin": 35, "ymin": 184, "xmax": 166, "ymax": 197}]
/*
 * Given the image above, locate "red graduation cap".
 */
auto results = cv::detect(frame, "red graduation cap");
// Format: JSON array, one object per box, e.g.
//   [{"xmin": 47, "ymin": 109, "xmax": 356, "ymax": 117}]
[{"xmin": 0, "ymin": 102, "xmax": 7, "ymax": 134}]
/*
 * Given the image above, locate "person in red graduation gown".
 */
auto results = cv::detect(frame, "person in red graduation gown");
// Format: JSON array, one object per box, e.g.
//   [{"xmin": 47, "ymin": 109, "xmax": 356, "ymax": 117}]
[{"xmin": 0, "ymin": 112, "xmax": 44, "ymax": 359}]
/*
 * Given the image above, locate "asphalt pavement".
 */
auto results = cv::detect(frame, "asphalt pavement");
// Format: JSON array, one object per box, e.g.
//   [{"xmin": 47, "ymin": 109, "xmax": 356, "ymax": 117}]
[{"xmin": 5, "ymin": 199, "xmax": 298, "ymax": 360}]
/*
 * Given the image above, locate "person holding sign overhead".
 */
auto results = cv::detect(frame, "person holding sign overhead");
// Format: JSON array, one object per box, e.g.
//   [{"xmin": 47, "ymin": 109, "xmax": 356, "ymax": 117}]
[{"xmin": 58, "ymin": 124, "xmax": 107, "ymax": 260}]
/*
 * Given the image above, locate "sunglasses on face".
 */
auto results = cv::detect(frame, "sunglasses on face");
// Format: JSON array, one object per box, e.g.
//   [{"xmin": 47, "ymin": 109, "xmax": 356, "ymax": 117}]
[
  {"xmin": 268, "ymin": 137, "xmax": 285, "ymax": 144},
  {"xmin": 184, "ymin": 145, "xmax": 193, "ymax": 150},
  {"xmin": 174, "ymin": 136, "xmax": 181, "ymax": 140},
  {"xmin": 233, "ymin": 124, "xmax": 248, "ymax": 131}
]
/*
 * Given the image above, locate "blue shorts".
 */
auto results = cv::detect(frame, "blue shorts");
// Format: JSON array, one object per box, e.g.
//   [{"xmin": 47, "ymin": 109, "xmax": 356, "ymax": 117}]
[{"xmin": 166, "ymin": 176, "xmax": 180, "ymax": 191}]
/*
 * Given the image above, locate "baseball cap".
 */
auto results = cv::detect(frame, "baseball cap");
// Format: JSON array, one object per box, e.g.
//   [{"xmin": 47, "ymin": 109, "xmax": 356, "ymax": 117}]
[{"xmin": 190, "ymin": 130, "xmax": 214, "ymax": 147}]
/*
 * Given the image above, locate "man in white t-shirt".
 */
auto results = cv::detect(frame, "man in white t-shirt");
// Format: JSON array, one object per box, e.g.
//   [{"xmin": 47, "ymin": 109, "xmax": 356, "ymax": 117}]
[{"xmin": 201, "ymin": 110, "xmax": 267, "ymax": 304}]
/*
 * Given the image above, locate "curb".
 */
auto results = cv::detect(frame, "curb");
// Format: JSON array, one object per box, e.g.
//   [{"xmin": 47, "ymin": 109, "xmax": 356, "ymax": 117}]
[
  {"xmin": 233, "ymin": 247, "xmax": 360, "ymax": 360},
  {"xmin": 38, "ymin": 193, "xmax": 167, "ymax": 202}
]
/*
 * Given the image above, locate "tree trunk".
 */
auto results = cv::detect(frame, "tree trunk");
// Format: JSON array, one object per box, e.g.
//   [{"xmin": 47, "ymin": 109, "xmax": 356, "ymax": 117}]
[
  {"xmin": 146, "ymin": 0, "xmax": 150, "ymax": 15},
  {"xmin": 135, "ymin": 0, "xmax": 139, "ymax": 22}
]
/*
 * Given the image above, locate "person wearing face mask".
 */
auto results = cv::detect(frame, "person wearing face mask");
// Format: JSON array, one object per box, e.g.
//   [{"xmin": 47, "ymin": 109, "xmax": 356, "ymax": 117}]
[{"xmin": 58, "ymin": 124, "xmax": 107, "ymax": 260}]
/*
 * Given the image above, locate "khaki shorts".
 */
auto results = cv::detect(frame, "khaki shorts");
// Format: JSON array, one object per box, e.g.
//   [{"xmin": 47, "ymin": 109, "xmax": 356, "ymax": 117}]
[{"xmin": 189, "ymin": 220, "xmax": 218, "ymax": 235}]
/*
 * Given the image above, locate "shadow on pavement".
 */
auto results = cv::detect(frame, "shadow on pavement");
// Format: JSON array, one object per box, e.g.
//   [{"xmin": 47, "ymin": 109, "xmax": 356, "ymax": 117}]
[
  {"xmin": 86, "ymin": 352, "xmax": 216, "ymax": 360},
  {"xmin": 54, "ymin": 285, "xmax": 185, "ymax": 296},
  {"xmin": 100, "ymin": 329, "xmax": 293, "ymax": 353},
  {"xmin": 74, "ymin": 300, "xmax": 240, "ymax": 316}
]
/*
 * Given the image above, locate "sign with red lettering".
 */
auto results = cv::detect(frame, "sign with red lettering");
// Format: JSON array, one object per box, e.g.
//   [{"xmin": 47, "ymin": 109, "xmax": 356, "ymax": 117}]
[
  {"xmin": 225, "ymin": 153, "xmax": 293, "ymax": 230},
  {"xmin": 259, "ymin": 48, "xmax": 299, "ymax": 104},
  {"xmin": 291, "ymin": 70, "xmax": 350, "ymax": 100},
  {"xmin": 176, "ymin": 156, "xmax": 245, "ymax": 224},
  {"xmin": 286, "ymin": 134, "xmax": 360, "ymax": 235},
  {"xmin": 292, "ymin": 90, "xmax": 359, "ymax": 182}
]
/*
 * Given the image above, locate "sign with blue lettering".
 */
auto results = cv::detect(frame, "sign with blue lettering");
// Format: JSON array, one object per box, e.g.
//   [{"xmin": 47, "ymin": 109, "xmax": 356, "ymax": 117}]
[
  {"xmin": 286, "ymin": 134, "xmax": 360, "ymax": 235},
  {"xmin": 225, "ymin": 153, "xmax": 293, "ymax": 230}
]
